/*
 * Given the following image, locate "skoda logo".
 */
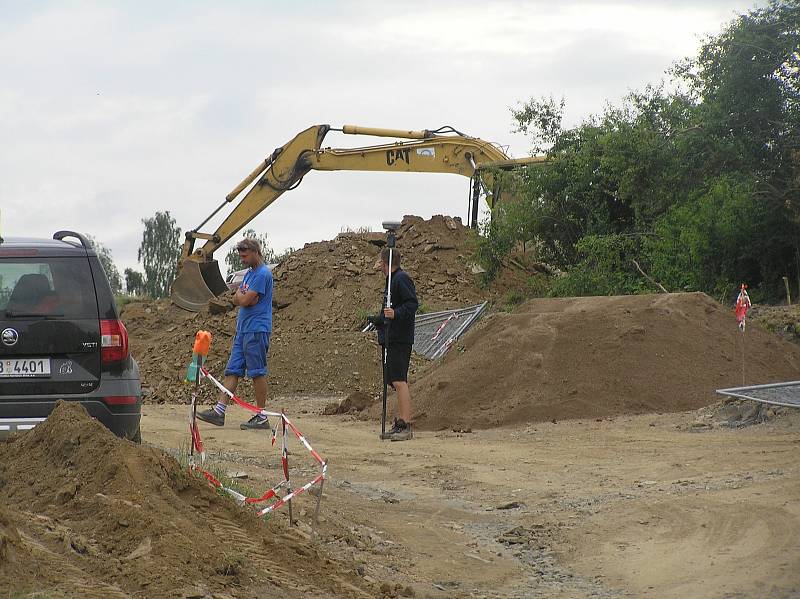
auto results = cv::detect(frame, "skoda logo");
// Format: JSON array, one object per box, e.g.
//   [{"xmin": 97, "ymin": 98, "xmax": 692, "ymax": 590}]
[{"xmin": 2, "ymin": 328, "xmax": 19, "ymax": 347}]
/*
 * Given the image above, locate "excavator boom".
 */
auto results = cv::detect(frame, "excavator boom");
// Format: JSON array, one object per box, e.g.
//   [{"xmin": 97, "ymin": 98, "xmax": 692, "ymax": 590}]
[{"xmin": 171, "ymin": 124, "xmax": 543, "ymax": 311}]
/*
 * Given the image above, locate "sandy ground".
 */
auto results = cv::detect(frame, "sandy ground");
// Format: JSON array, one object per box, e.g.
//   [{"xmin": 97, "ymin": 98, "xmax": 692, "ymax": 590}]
[{"xmin": 142, "ymin": 398, "xmax": 800, "ymax": 599}]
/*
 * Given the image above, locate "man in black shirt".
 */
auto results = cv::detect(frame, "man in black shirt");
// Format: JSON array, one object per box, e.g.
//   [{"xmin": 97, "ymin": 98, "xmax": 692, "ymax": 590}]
[{"xmin": 372, "ymin": 247, "xmax": 418, "ymax": 441}]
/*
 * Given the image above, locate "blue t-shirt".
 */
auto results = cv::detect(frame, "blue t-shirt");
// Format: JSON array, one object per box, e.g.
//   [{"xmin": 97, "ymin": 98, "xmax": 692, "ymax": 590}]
[{"xmin": 237, "ymin": 264, "xmax": 273, "ymax": 333}]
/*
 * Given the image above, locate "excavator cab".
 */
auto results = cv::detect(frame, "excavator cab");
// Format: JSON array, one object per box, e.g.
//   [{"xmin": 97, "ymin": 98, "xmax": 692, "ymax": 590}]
[{"xmin": 171, "ymin": 258, "xmax": 229, "ymax": 312}]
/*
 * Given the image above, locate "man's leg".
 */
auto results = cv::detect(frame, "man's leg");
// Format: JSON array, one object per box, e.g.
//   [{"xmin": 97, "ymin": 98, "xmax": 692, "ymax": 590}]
[
  {"xmin": 197, "ymin": 336, "xmax": 245, "ymax": 426},
  {"xmin": 388, "ymin": 380, "xmax": 413, "ymax": 441},
  {"xmin": 252, "ymin": 375, "xmax": 268, "ymax": 409},
  {"xmin": 393, "ymin": 381, "xmax": 411, "ymax": 423},
  {"xmin": 241, "ymin": 333, "xmax": 271, "ymax": 430},
  {"xmin": 219, "ymin": 375, "xmax": 240, "ymax": 405},
  {"xmin": 386, "ymin": 343, "xmax": 412, "ymax": 441},
  {"xmin": 386, "ymin": 343, "xmax": 413, "ymax": 441}
]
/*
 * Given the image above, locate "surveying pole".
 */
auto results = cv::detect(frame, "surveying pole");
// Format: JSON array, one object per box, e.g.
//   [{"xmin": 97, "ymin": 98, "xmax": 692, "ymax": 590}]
[{"xmin": 380, "ymin": 220, "xmax": 401, "ymax": 440}]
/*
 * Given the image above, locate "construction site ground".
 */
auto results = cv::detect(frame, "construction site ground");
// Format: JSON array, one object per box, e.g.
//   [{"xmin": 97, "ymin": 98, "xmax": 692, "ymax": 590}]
[
  {"xmin": 139, "ymin": 400, "xmax": 800, "ymax": 599},
  {"xmin": 3, "ymin": 217, "xmax": 800, "ymax": 597}
]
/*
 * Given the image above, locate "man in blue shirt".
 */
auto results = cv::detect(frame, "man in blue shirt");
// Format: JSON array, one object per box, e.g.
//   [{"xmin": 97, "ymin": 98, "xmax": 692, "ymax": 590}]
[{"xmin": 197, "ymin": 238, "xmax": 273, "ymax": 430}]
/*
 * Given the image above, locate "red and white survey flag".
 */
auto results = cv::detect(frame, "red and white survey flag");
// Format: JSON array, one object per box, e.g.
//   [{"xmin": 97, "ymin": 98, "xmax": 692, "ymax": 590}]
[{"xmin": 735, "ymin": 284, "xmax": 751, "ymax": 332}]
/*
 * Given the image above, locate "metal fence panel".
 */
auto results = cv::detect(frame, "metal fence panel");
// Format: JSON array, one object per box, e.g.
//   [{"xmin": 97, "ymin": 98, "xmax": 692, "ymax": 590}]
[
  {"xmin": 716, "ymin": 381, "xmax": 800, "ymax": 408},
  {"xmin": 413, "ymin": 302, "xmax": 488, "ymax": 359}
]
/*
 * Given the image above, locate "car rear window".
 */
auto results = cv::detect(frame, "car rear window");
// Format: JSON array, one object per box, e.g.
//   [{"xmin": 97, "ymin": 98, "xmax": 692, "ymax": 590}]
[{"xmin": 0, "ymin": 257, "xmax": 97, "ymax": 318}]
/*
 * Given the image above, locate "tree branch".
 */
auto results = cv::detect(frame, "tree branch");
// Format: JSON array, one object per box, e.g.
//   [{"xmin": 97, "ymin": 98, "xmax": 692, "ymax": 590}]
[{"xmin": 632, "ymin": 259, "xmax": 669, "ymax": 293}]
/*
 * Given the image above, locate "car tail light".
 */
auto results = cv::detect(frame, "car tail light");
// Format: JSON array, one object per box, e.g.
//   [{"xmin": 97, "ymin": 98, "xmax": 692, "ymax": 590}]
[
  {"xmin": 103, "ymin": 395, "xmax": 139, "ymax": 405},
  {"xmin": 100, "ymin": 319, "xmax": 129, "ymax": 363}
]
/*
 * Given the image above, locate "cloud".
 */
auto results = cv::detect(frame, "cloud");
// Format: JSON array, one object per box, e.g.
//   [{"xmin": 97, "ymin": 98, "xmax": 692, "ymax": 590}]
[{"xmin": 0, "ymin": 0, "xmax": 760, "ymax": 275}]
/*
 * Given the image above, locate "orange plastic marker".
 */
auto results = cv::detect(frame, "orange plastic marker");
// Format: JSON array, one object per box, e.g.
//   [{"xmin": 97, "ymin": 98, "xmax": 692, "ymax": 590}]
[
  {"xmin": 186, "ymin": 330, "xmax": 213, "ymax": 383},
  {"xmin": 193, "ymin": 330, "xmax": 212, "ymax": 357}
]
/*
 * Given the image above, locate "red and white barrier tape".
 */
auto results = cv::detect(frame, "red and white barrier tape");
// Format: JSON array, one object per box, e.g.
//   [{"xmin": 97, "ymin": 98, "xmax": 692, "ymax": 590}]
[
  {"xmin": 188, "ymin": 390, "xmax": 206, "ymax": 465},
  {"xmin": 186, "ymin": 367, "xmax": 327, "ymax": 518},
  {"xmin": 430, "ymin": 313, "xmax": 457, "ymax": 342},
  {"xmin": 259, "ymin": 473, "xmax": 325, "ymax": 515}
]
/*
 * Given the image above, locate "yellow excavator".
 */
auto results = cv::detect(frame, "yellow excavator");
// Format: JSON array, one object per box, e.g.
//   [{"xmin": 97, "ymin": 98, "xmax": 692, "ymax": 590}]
[{"xmin": 171, "ymin": 124, "xmax": 544, "ymax": 311}]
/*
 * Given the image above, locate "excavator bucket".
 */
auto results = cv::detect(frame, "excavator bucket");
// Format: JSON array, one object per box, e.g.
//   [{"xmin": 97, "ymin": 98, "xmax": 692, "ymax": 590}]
[{"xmin": 171, "ymin": 259, "xmax": 229, "ymax": 312}]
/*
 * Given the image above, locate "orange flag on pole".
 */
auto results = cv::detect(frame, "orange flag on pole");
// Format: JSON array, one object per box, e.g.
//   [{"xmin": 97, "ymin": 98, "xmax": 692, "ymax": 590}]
[{"xmin": 735, "ymin": 284, "xmax": 751, "ymax": 332}]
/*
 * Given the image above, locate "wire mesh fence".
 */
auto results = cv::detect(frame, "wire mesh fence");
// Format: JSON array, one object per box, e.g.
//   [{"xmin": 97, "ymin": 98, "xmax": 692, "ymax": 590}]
[{"xmin": 413, "ymin": 302, "xmax": 488, "ymax": 359}]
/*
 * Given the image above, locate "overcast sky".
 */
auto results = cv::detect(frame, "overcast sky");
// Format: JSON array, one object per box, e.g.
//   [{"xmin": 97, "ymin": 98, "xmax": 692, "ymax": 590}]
[{"xmin": 0, "ymin": 0, "xmax": 760, "ymax": 276}]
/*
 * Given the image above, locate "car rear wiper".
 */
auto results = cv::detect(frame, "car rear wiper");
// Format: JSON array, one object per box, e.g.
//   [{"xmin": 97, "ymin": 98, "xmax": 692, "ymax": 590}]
[{"xmin": 4, "ymin": 310, "xmax": 65, "ymax": 318}]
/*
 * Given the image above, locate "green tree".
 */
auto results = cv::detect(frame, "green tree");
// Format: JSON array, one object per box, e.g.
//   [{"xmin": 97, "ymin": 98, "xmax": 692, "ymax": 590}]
[
  {"xmin": 487, "ymin": 1, "xmax": 800, "ymax": 300},
  {"xmin": 138, "ymin": 211, "xmax": 181, "ymax": 299},
  {"xmin": 669, "ymin": 0, "xmax": 800, "ymax": 297},
  {"xmin": 644, "ymin": 175, "xmax": 774, "ymax": 298},
  {"xmin": 511, "ymin": 95, "xmax": 565, "ymax": 154},
  {"xmin": 124, "ymin": 268, "xmax": 146, "ymax": 296},
  {"xmin": 87, "ymin": 235, "xmax": 123, "ymax": 294},
  {"xmin": 224, "ymin": 229, "xmax": 276, "ymax": 274}
]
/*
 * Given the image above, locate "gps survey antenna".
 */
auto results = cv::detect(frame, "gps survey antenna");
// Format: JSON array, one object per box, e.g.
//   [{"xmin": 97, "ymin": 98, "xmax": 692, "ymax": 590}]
[{"xmin": 380, "ymin": 220, "xmax": 401, "ymax": 440}]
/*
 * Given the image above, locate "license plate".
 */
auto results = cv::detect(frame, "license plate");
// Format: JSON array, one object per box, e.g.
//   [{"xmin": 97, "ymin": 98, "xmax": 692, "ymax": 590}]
[{"xmin": 0, "ymin": 358, "xmax": 51, "ymax": 377}]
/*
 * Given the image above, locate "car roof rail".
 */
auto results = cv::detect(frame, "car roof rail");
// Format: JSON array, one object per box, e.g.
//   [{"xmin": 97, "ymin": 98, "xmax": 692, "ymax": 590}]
[{"xmin": 53, "ymin": 230, "xmax": 92, "ymax": 250}]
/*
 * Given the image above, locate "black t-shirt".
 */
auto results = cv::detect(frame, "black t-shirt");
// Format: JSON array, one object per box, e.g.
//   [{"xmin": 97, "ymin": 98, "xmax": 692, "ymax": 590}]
[{"xmin": 376, "ymin": 269, "xmax": 418, "ymax": 345}]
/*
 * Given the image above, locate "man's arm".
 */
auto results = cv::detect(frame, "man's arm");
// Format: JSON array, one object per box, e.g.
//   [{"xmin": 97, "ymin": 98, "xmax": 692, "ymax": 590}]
[
  {"xmin": 384, "ymin": 275, "xmax": 418, "ymax": 320},
  {"xmin": 234, "ymin": 288, "xmax": 260, "ymax": 306},
  {"xmin": 234, "ymin": 266, "xmax": 268, "ymax": 307}
]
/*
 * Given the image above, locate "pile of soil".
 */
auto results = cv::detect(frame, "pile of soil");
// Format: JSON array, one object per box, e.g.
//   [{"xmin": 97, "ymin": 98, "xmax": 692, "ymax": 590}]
[
  {"xmin": 373, "ymin": 293, "xmax": 800, "ymax": 430},
  {"xmin": 322, "ymin": 391, "xmax": 374, "ymax": 415},
  {"xmin": 125, "ymin": 215, "xmax": 530, "ymax": 403},
  {"xmin": 0, "ymin": 401, "xmax": 373, "ymax": 598},
  {"xmin": 750, "ymin": 304, "xmax": 800, "ymax": 344}
]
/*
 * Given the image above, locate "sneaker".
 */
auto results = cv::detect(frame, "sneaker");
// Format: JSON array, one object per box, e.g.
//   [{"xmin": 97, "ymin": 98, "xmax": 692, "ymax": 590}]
[
  {"xmin": 196, "ymin": 408, "xmax": 225, "ymax": 427},
  {"xmin": 388, "ymin": 420, "xmax": 413, "ymax": 442},
  {"xmin": 240, "ymin": 414, "xmax": 271, "ymax": 431},
  {"xmin": 380, "ymin": 418, "xmax": 401, "ymax": 439}
]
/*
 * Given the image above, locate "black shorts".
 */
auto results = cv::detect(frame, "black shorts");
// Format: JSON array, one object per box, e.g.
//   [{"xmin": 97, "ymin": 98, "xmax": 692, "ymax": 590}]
[{"xmin": 384, "ymin": 343, "xmax": 412, "ymax": 384}]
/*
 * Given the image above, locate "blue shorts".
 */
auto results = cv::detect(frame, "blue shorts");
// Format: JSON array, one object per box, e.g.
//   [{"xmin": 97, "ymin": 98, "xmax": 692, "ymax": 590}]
[{"xmin": 225, "ymin": 332, "xmax": 270, "ymax": 378}]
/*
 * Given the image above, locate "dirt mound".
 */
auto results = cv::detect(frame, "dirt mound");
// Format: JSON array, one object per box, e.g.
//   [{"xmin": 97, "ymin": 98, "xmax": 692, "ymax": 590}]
[
  {"xmin": 0, "ymin": 507, "xmax": 22, "ymax": 565},
  {"xmin": 322, "ymin": 391, "xmax": 376, "ymax": 415},
  {"xmin": 375, "ymin": 293, "xmax": 800, "ymax": 430},
  {"xmin": 126, "ymin": 215, "xmax": 529, "ymax": 403},
  {"xmin": 0, "ymin": 401, "xmax": 373, "ymax": 598}
]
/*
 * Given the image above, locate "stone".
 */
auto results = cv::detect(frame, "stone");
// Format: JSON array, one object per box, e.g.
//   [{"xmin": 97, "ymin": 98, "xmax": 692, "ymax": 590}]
[
  {"xmin": 207, "ymin": 298, "xmax": 232, "ymax": 315},
  {"xmin": 55, "ymin": 481, "xmax": 78, "ymax": 504},
  {"xmin": 496, "ymin": 501, "xmax": 526, "ymax": 510},
  {"xmin": 179, "ymin": 587, "xmax": 211, "ymax": 599},
  {"xmin": 124, "ymin": 537, "xmax": 152, "ymax": 561},
  {"xmin": 272, "ymin": 295, "xmax": 292, "ymax": 309}
]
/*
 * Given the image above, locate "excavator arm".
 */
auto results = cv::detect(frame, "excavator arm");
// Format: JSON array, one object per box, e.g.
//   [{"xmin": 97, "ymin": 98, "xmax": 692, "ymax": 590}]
[{"xmin": 171, "ymin": 124, "xmax": 543, "ymax": 311}]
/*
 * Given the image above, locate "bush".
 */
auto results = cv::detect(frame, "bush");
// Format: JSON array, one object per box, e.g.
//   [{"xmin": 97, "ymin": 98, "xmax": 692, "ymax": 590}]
[
  {"xmin": 549, "ymin": 234, "xmax": 655, "ymax": 297},
  {"xmin": 643, "ymin": 175, "xmax": 768, "ymax": 300}
]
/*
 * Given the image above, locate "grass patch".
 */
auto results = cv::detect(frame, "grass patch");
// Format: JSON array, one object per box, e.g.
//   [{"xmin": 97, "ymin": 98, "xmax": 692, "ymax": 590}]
[
  {"xmin": 503, "ymin": 289, "xmax": 525, "ymax": 311},
  {"xmin": 175, "ymin": 440, "xmax": 265, "ymax": 502}
]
